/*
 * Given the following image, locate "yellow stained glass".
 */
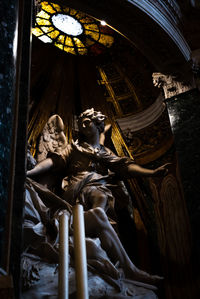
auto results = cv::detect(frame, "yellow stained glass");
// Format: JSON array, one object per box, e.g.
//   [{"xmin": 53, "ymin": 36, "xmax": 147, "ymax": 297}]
[
  {"xmin": 33, "ymin": 2, "xmax": 114, "ymax": 55},
  {"xmin": 37, "ymin": 10, "xmax": 50, "ymax": 19},
  {"xmin": 41, "ymin": 26, "xmax": 54, "ymax": 33},
  {"xmin": 79, "ymin": 17, "xmax": 93, "ymax": 24},
  {"xmin": 65, "ymin": 36, "xmax": 73, "ymax": 47},
  {"xmin": 32, "ymin": 27, "xmax": 44, "ymax": 37},
  {"xmin": 85, "ymin": 30, "xmax": 99, "ymax": 41},
  {"xmin": 41, "ymin": 1, "xmax": 56, "ymax": 13},
  {"xmin": 36, "ymin": 17, "xmax": 51, "ymax": 26},
  {"xmin": 63, "ymin": 7, "xmax": 70, "ymax": 14},
  {"xmin": 84, "ymin": 23, "xmax": 99, "ymax": 32},
  {"xmin": 63, "ymin": 46, "xmax": 76, "ymax": 55},
  {"xmin": 51, "ymin": 3, "xmax": 62, "ymax": 12},
  {"xmin": 38, "ymin": 35, "xmax": 52, "ymax": 43},
  {"xmin": 75, "ymin": 12, "xmax": 86, "ymax": 20},
  {"xmin": 73, "ymin": 37, "xmax": 85, "ymax": 48},
  {"xmin": 57, "ymin": 35, "xmax": 65, "ymax": 44},
  {"xmin": 47, "ymin": 30, "xmax": 60, "ymax": 39},
  {"xmin": 85, "ymin": 37, "xmax": 95, "ymax": 46},
  {"xmin": 69, "ymin": 8, "xmax": 77, "ymax": 16},
  {"xmin": 55, "ymin": 42, "xmax": 64, "ymax": 50},
  {"xmin": 77, "ymin": 47, "xmax": 88, "ymax": 55},
  {"xmin": 98, "ymin": 34, "xmax": 114, "ymax": 47}
]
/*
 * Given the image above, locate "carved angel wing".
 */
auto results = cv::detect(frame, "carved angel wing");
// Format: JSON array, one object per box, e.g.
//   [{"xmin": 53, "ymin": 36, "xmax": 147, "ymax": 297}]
[{"xmin": 37, "ymin": 114, "xmax": 68, "ymax": 162}]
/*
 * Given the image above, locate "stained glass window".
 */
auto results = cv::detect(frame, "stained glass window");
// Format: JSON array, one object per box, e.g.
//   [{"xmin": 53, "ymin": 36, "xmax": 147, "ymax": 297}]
[{"xmin": 32, "ymin": 1, "xmax": 114, "ymax": 55}]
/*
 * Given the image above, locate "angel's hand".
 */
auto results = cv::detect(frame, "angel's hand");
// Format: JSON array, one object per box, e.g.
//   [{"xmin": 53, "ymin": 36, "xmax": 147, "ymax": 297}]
[{"xmin": 153, "ymin": 163, "xmax": 171, "ymax": 177}]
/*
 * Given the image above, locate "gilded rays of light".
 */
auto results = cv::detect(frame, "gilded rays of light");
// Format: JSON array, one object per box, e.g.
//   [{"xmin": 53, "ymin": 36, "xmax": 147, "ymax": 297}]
[{"xmin": 32, "ymin": 1, "xmax": 114, "ymax": 55}]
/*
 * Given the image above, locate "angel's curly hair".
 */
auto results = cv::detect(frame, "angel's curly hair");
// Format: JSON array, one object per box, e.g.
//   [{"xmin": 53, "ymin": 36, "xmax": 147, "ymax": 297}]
[{"xmin": 78, "ymin": 108, "xmax": 106, "ymax": 133}]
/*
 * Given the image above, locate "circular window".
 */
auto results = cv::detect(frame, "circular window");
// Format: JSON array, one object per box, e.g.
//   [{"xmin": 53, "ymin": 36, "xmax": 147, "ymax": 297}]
[
  {"xmin": 52, "ymin": 14, "xmax": 83, "ymax": 36},
  {"xmin": 32, "ymin": 1, "xmax": 114, "ymax": 55}
]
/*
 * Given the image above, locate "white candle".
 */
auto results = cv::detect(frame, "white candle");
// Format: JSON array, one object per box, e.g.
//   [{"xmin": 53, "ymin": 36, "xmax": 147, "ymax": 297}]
[
  {"xmin": 59, "ymin": 212, "xmax": 69, "ymax": 299},
  {"xmin": 73, "ymin": 204, "xmax": 89, "ymax": 299}
]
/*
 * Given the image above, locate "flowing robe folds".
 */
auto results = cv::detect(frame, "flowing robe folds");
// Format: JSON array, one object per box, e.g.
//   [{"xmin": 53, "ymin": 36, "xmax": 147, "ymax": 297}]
[{"xmin": 49, "ymin": 140, "xmax": 134, "ymax": 210}]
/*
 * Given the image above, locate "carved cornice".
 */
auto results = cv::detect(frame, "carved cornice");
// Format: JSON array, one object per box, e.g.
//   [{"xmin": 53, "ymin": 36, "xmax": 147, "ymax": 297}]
[{"xmin": 152, "ymin": 72, "xmax": 195, "ymax": 99}]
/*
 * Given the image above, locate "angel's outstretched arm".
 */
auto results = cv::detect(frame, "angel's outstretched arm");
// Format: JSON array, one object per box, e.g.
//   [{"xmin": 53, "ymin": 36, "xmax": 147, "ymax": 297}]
[
  {"xmin": 126, "ymin": 162, "xmax": 170, "ymax": 177},
  {"xmin": 27, "ymin": 158, "xmax": 54, "ymax": 177}
]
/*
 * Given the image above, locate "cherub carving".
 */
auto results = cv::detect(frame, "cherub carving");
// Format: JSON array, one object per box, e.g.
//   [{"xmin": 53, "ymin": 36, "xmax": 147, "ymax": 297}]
[{"xmin": 37, "ymin": 114, "xmax": 67, "ymax": 162}]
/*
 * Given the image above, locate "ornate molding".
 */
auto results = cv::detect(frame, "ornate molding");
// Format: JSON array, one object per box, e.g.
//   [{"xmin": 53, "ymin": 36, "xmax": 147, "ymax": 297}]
[
  {"xmin": 152, "ymin": 72, "xmax": 195, "ymax": 99},
  {"xmin": 149, "ymin": 0, "xmax": 182, "ymax": 24}
]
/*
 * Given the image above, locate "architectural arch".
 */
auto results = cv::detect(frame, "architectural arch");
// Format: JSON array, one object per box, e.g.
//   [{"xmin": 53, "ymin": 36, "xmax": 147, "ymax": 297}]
[{"xmin": 57, "ymin": 0, "xmax": 191, "ymax": 73}]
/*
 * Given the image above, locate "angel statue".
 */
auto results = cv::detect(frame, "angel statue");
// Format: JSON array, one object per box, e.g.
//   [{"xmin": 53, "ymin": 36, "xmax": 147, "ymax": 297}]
[{"xmin": 23, "ymin": 108, "xmax": 169, "ymax": 298}]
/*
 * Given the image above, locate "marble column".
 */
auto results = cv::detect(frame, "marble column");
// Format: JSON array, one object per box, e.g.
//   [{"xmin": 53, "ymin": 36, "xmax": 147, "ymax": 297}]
[
  {"xmin": 0, "ymin": 0, "xmax": 19, "ymax": 269},
  {"xmin": 165, "ymin": 89, "xmax": 200, "ymax": 265},
  {"xmin": 0, "ymin": 0, "xmax": 32, "ymax": 298}
]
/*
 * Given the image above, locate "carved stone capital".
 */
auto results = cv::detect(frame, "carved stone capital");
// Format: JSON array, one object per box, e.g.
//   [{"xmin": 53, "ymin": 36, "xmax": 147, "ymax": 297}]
[{"xmin": 152, "ymin": 72, "xmax": 195, "ymax": 99}]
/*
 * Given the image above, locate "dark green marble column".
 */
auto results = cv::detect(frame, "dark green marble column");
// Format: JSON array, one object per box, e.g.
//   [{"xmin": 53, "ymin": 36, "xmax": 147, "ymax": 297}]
[
  {"xmin": 0, "ymin": 0, "xmax": 19, "ymax": 268},
  {"xmin": 0, "ymin": 0, "xmax": 32, "ymax": 297},
  {"xmin": 165, "ymin": 89, "xmax": 200, "ymax": 266}
]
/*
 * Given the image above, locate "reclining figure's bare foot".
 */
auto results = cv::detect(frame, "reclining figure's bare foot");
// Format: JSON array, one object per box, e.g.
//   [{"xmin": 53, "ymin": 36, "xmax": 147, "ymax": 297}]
[{"xmin": 125, "ymin": 266, "xmax": 163, "ymax": 284}]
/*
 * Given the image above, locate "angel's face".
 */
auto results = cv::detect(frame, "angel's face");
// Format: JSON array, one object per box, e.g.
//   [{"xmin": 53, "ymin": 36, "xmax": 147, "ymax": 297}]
[{"xmin": 79, "ymin": 117, "xmax": 99, "ymax": 138}]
